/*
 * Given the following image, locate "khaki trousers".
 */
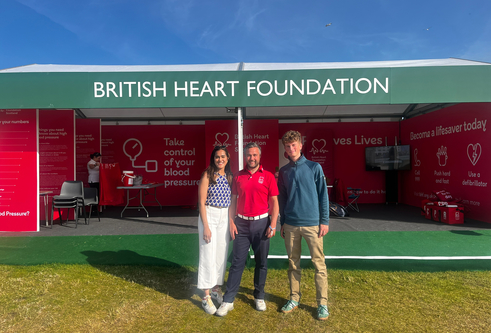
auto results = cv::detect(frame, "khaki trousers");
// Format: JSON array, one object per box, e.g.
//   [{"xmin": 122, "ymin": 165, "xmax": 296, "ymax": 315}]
[{"xmin": 283, "ymin": 224, "xmax": 328, "ymax": 305}]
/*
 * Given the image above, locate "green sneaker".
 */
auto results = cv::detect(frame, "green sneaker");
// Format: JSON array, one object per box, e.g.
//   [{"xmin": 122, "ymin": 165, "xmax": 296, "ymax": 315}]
[
  {"xmin": 317, "ymin": 305, "xmax": 329, "ymax": 320},
  {"xmin": 281, "ymin": 300, "xmax": 299, "ymax": 313}
]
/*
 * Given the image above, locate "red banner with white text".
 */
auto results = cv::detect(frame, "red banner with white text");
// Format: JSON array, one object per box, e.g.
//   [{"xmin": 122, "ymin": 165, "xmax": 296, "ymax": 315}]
[
  {"xmin": 205, "ymin": 119, "xmax": 279, "ymax": 174},
  {"xmin": 39, "ymin": 109, "xmax": 76, "ymax": 222},
  {"xmin": 277, "ymin": 124, "xmax": 334, "ymax": 183},
  {"xmin": 400, "ymin": 103, "xmax": 491, "ymax": 222},
  {"xmin": 279, "ymin": 122, "xmax": 399, "ymax": 203},
  {"xmin": 102, "ymin": 125, "xmax": 206, "ymax": 206},
  {"xmin": 0, "ymin": 109, "xmax": 38, "ymax": 231},
  {"xmin": 76, "ymin": 118, "xmax": 101, "ymax": 187}
]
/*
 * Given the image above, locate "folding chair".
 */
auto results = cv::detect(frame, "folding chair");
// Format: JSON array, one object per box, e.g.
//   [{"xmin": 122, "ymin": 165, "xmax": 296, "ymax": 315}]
[{"xmin": 346, "ymin": 187, "xmax": 362, "ymax": 212}]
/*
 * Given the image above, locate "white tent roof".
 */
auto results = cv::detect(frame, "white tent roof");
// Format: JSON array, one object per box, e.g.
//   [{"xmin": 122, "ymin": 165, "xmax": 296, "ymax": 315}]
[
  {"xmin": 0, "ymin": 63, "xmax": 241, "ymax": 73},
  {"xmin": 1, "ymin": 58, "xmax": 488, "ymax": 73},
  {"xmin": 242, "ymin": 58, "xmax": 489, "ymax": 70}
]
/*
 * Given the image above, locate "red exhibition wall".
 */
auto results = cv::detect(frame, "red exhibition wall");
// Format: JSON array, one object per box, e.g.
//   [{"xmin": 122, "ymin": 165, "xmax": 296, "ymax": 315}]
[
  {"xmin": 76, "ymin": 119, "xmax": 101, "ymax": 186},
  {"xmin": 0, "ymin": 109, "xmax": 38, "ymax": 231},
  {"xmin": 205, "ymin": 119, "xmax": 279, "ymax": 173},
  {"xmin": 101, "ymin": 121, "xmax": 400, "ymax": 207},
  {"xmin": 102, "ymin": 125, "xmax": 206, "ymax": 206},
  {"xmin": 400, "ymin": 103, "xmax": 491, "ymax": 222},
  {"xmin": 39, "ymin": 109, "xmax": 76, "ymax": 221},
  {"xmin": 277, "ymin": 124, "xmax": 334, "ymax": 183},
  {"xmin": 39, "ymin": 110, "xmax": 76, "ymax": 192},
  {"xmin": 279, "ymin": 122, "xmax": 399, "ymax": 203}
]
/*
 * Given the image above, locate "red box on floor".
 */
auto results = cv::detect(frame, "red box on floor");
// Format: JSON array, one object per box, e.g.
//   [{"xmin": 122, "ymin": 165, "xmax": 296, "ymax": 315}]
[
  {"xmin": 424, "ymin": 202, "xmax": 434, "ymax": 220},
  {"xmin": 440, "ymin": 205, "xmax": 464, "ymax": 224},
  {"xmin": 432, "ymin": 206, "xmax": 441, "ymax": 222},
  {"xmin": 421, "ymin": 199, "xmax": 432, "ymax": 216}
]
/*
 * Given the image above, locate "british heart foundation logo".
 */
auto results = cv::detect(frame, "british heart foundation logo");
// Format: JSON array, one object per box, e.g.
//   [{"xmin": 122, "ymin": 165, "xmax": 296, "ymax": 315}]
[
  {"xmin": 213, "ymin": 132, "xmax": 231, "ymax": 147},
  {"xmin": 310, "ymin": 139, "xmax": 328, "ymax": 155},
  {"xmin": 467, "ymin": 143, "xmax": 482, "ymax": 166}
]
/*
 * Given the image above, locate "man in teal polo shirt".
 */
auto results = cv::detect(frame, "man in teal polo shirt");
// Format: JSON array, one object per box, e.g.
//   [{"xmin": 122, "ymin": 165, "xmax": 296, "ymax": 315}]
[
  {"xmin": 278, "ymin": 130, "xmax": 330, "ymax": 321},
  {"xmin": 216, "ymin": 142, "xmax": 279, "ymax": 316}
]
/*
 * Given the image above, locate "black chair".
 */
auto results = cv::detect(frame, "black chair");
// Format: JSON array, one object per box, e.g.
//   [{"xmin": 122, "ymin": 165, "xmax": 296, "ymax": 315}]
[
  {"xmin": 84, "ymin": 187, "xmax": 100, "ymax": 224},
  {"xmin": 346, "ymin": 187, "xmax": 362, "ymax": 212},
  {"xmin": 51, "ymin": 181, "xmax": 85, "ymax": 228}
]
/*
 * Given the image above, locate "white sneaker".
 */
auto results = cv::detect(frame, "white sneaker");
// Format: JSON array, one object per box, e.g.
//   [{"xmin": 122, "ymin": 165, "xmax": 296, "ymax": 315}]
[
  {"xmin": 211, "ymin": 288, "xmax": 223, "ymax": 304},
  {"xmin": 255, "ymin": 299, "xmax": 266, "ymax": 311},
  {"xmin": 215, "ymin": 302, "xmax": 234, "ymax": 317},
  {"xmin": 202, "ymin": 295, "xmax": 217, "ymax": 315}
]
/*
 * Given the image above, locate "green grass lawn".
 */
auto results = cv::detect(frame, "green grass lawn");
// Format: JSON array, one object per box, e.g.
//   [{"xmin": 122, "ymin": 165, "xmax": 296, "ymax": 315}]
[{"xmin": 1, "ymin": 265, "xmax": 490, "ymax": 332}]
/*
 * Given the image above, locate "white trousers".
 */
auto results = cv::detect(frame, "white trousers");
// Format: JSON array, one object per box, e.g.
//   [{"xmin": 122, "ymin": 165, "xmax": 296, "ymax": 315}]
[{"xmin": 197, "ymin": 205, "xmax": 230, "ymax": 290}]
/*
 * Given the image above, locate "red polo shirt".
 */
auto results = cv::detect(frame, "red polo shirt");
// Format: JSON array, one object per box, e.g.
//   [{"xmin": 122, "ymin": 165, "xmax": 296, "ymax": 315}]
[{"xmin": 232, "ymin": 165, "xmax": 279, "ymax": 217}]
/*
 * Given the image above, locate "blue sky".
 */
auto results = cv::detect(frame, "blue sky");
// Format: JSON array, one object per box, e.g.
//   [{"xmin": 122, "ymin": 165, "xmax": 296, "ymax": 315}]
[{"xmin": 1, "ymin": 0, "xmax": 490, "ymax": 69}]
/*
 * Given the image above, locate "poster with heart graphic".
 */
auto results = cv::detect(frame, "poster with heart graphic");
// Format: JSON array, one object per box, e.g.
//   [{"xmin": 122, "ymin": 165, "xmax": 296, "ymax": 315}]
[
  {"xmin": 205, "ymin": 119, "xmax": 279, "ymax": 174},
  {"xmin": 277, "ymin": 124, "xmax": 334, "ymax": 183},
  {"xmin": 400, "ymin": 103, "xmax": 490, "ymax": 222},
  {"xmin": 467, "ymin": 143, "xmax": 481, "ymax": 166}
]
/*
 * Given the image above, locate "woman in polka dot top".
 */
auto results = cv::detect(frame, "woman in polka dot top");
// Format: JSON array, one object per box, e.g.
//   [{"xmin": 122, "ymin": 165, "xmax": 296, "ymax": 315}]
[{"xmin": 197, "ymin": 146, "xmax": 233, "ymax": 315}]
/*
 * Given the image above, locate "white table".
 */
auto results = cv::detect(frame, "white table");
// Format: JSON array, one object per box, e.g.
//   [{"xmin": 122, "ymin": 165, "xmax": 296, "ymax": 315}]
[
  {"xmin": 39, "ymin": 190, "xmax": 53, "ymax": 227},
  {"xmin": 116, "ymin": 183, "xmax": 163, "ymax": 217}
]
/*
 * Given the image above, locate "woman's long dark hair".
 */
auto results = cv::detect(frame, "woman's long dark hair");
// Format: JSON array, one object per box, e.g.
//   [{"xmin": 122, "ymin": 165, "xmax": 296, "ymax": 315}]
[{"xmin": 204, "ymin": 146, "xmax": 232, "ymax": 185}]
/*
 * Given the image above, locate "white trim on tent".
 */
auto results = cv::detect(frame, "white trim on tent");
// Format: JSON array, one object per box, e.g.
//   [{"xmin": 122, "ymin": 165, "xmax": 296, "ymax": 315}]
[{"xmin": 1, "ymin": 58, "xmax": 489, "ymax": 73}]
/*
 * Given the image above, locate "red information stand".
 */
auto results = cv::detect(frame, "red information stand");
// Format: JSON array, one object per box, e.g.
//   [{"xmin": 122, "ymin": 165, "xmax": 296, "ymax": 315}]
[
  {"xmin": 39, "ymin": 109, "xmax": 76, "ymax": 223},
  {"xmin": 0, "ymin": 109, "xmax": 39, "ymax": 231}
]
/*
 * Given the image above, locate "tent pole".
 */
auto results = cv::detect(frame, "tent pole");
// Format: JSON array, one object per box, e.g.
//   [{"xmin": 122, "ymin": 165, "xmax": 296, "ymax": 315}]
[{"xmin": 237, "ymin": 107, "xmax": 243, "ymax": 171}]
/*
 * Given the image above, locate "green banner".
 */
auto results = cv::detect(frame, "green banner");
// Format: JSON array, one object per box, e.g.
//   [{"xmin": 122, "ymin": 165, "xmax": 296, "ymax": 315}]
[{"xmin": 0, "ymin": 66, "xmax": 490, "ymax": 109}]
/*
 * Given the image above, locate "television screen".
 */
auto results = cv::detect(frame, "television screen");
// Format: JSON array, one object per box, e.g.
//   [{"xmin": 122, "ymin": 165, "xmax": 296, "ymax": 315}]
[{"xmin": 365, "ymin": 145, "xmax": 411, "ymax": 171}]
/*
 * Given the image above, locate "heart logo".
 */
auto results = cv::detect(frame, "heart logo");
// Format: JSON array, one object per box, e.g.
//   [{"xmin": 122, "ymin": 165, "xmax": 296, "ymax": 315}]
[
  {"xmin": 311, "ymin": 139, "xmax": 327, "ymax": 154},
  {"xmin": 467, "ymin": 143, "xmax": 482, "ymax": 166},
  {"xmin": 215, "ymin": 132, "xmax": 229, "ymax": 146}
]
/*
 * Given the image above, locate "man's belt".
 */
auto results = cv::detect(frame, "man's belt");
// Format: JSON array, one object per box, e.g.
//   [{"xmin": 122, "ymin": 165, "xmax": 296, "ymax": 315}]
[{"xmin": 237, "ymin": 213, "xmax": 269, "ymax": 221}]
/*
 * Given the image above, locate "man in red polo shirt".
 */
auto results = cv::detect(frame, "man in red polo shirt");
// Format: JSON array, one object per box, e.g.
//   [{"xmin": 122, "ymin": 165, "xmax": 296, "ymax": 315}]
[{"xmin": 216, "ymin": 142, "xmax": 279, "ymax": 316}]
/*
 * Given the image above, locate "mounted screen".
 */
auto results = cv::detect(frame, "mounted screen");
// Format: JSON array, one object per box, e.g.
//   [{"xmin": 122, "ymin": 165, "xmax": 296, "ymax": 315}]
[{"xmin": 365, "ymin": 145, "xmax": 411, "ymax": 171}]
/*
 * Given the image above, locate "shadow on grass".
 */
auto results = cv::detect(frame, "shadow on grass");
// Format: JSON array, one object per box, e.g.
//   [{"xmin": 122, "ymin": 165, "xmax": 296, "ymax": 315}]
[
  {"xmin": 450, "ymin": 230, "xmax": 489, "ymax": 236},
  {"xmin": 233, "ymin": 286, "xmax": 288, "ymax": 311},
  {"xmin": 109, "ymin": 216, "xmax": 198, "ymax": 230},
  {"xmin": 81, "ymin": 250, "xmax": 200, "ymax": 307},
  {"xmin": 82, "ymin": 249, "xmax": 183, "ymax": 266},
  {"xmin": 233, "ymin": 286, "xmax": 317, "ymax": 316},
  {"xmin": 80, "ymin": 249, "xmax": 303, "ymax": 313}
]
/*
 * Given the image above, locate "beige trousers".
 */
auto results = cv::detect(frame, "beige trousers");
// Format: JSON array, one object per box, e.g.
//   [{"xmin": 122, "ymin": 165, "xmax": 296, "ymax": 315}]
[{"xmin": 283, "ymin": 224, "xmax": 328, "ymax": 305}]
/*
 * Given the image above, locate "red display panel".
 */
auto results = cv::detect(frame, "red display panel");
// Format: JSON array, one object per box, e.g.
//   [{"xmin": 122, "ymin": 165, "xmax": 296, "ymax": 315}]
[
  {"xmin": 277, "ymin": 124, "xmax": 334, "ymax": 184},
  {"xmin": 279, "ymin": 122, "xmax": 399, "ymax": 203},
  {"xmin": 102, "ymin": 125, "xmax": 206, "ymax": 206},
  {"xmin": 205, "ymin": 119, "xmax": 279, "ymax": 174},
  {"xmin": 39, "ymin": 110, "xmax": 76, "ymax": 221},
  {"xmin": 97, "ymin": 121, "xmax": 397, "ymax": 206},
  {"xmin": 400, "ymin": 103, "xmax": 491, "ymax": 222},
  {"xmin": 0, "ymin": 109, "xmax": 38, "ymax": 231},
  {"xmin": 76, "ymin": 119, "xmax": 101, "ymax": 186}
]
